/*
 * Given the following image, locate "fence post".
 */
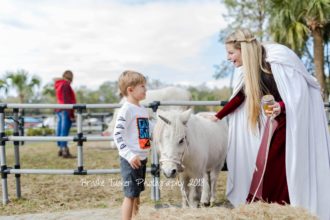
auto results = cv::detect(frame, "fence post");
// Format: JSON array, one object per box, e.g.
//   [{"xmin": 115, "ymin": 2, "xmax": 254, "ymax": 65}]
[
  {"xmin": 327, "ymin": 102, "xmax": 330, "ymax": 125},
  {"xmin": 101, "ymin": 114, "xmax": 106, "ymax": 132},
  {"xmin": 149, "ymin": 101, "xmax": 161, "ymax": 202},
  {"xmin": 87, "ymin": 112, "xmax": 92, "ymax": 134},
  {"xmin": 19, "ymin": 109, "xmax": 25, "ymax": 146},
  {"xmin": 0, "ymin": 104, "xmax": 9, "ymax": 204},
  {"xmin": 74, "ymin": 105, "xmax": 87, "ymax": 175},
  {"xmin": 13, "ymin": 108, "xmax": 22, "ymax": 198}
]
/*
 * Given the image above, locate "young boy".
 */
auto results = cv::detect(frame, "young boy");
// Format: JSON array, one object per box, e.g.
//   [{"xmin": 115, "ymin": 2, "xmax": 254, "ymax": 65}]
[{"xmin": 113, "ymin": 70, "xmax": 151, "ymax": 220}]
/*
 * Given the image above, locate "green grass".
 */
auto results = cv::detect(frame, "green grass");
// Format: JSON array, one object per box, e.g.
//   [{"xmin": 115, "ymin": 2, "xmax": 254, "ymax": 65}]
[{"xmin": 0, "ymin": 142, "xmax": 229, "ymax": 216}]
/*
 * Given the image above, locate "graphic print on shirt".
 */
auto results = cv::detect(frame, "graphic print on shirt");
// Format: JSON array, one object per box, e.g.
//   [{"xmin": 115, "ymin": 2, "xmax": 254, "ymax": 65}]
[
  {"xmin": 118, "ymin": 116, "xmax": 126, "ymax": 122},
  {"xmin": 116, "ymin": 124, "xmax": 124, "ymax": 129},
  {"xmin": 137, "ymin": 117, "xmax": 150, "ymax": 149}
]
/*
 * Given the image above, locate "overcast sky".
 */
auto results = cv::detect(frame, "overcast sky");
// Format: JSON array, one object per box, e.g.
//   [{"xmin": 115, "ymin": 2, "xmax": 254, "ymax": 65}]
[{"xmin": 0, "ymin": 0, "xmax": 230, "ymax": 90}]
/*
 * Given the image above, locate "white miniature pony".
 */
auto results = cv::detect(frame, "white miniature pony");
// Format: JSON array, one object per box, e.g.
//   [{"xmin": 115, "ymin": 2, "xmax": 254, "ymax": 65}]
[{"xmin": 154, "ymin": 109, "xmax": 228, "ymax": 207}]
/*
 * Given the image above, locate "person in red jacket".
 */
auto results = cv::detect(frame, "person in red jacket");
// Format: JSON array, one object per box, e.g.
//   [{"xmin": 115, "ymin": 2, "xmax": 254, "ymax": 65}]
[{"xmin": 54, "ymin": 70, "xmax": 76, "ymax": 158}]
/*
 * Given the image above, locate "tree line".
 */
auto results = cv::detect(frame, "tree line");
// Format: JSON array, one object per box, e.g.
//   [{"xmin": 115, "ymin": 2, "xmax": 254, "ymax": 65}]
[
  {"xmin": 216, "ymin": 0, "xmax": 330, "ymax": 99},
  {"xmin": 0, "ymin": 70, "xmax": 231, "ymax": 113}
]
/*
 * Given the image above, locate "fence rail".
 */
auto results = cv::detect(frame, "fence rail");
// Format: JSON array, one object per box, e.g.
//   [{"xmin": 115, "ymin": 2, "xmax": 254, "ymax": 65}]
[
  {"xmin": 1, "ymin": 101, "xmax": 224, "ymax": 205},
  {"xmin": 6, "ymin": 136, "xmax": 113, "ymax": 142},
  {"xmin": 1, "ymin": 100, "xmax": 330, "ymax": 206}
]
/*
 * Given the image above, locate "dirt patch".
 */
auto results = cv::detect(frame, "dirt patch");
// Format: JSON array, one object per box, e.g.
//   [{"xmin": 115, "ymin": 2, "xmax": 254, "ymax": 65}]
[
  {"xmin": 0, "ymin": 142, "xmax": 228, "ymax": 216},
  {"xmin": 0, "ymin": 208, "xmax": 118, "ymax": 220},
  {"xmin": 135, "ymin": 203, "xmax": 317, "ymax": 220},
  {"xmin": 0, "ymin": 143, "xmax": 316, "ymax": 219},
  {"xmin": 1, "ymin": 203, "xmax": 316, "ymax": 220}
]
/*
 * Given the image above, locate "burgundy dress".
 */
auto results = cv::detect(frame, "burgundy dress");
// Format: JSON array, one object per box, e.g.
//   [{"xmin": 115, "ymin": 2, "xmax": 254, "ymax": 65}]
[{"xmin": 216, "ymin": 73, "xmax": 290, "ymax": 205}]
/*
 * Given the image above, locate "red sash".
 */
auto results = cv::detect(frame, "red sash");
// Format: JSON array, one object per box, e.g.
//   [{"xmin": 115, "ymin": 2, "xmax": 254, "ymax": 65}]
[{"xmin": 248, "ymin": 117, "xmax": 278, "ymax": 202}]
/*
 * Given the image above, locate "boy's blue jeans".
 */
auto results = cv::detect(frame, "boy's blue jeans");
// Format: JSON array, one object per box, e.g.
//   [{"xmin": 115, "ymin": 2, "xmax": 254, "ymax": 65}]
[{"xmin": 56, "ymin": 111, "xmax": 72, "ymax": 148}]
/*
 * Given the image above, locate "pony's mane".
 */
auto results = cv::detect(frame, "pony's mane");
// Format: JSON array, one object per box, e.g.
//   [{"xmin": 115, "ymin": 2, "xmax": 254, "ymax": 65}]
[{"xmin": 153, "ymin": 110, "xmax": 187, "ymax": 146}]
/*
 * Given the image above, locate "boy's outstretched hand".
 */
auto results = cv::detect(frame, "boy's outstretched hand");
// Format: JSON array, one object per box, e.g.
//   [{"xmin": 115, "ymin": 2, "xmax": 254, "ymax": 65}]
[{"xmin": 129, "ymin": 156, "xmax": 141, "ymax": 169}]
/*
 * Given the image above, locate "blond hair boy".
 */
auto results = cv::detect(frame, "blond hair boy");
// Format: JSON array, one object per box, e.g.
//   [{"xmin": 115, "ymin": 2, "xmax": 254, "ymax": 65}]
[{"xmin": 113, "ymin": 70, "xmax": 150, "ymax": 220}]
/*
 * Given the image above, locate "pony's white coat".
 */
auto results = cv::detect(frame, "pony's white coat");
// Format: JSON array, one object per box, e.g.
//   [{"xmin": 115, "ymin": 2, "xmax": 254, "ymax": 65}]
[{"xmin": 154, "ymin": 109, "xmax": 228, "ymax": 207}]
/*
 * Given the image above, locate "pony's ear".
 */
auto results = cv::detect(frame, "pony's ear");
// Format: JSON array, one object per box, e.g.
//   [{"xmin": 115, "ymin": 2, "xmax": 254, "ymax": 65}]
[
  {"xmin": 158, "ymin": 114, "xmax": 171, "ymax": 125},
  {"xmin": 180, "ymin": 109, "xmax": 192, "ymax": 125}
]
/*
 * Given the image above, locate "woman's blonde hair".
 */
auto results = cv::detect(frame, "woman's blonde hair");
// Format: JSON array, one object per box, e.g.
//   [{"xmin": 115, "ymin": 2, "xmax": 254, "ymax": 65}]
[
  {"xmin": 226, "ymin": 29, "xmax": 270, "ymax": 131},
  {"xmin": 118, "ymin": 70, "xmax": 146, "ymax": 96}
]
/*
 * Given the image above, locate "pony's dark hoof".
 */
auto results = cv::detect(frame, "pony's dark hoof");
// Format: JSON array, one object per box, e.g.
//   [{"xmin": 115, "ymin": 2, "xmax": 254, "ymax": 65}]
[{"xmin": 200, "ymin": 202, "xmax": 210, "ymax": 207}]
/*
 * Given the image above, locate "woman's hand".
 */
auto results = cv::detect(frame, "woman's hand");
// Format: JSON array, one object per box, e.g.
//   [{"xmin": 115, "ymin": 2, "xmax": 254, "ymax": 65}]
[
  {"xmin": 202, "ymin": 114, "xmax": 219, "ymax": 122},
  {"xmin": 264, "ymin": 102, "xmax": 281, "ymax": 117}
]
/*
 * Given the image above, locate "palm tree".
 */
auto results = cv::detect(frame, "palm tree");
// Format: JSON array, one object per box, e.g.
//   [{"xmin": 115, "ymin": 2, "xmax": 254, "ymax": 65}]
[
  {"xmin": 305, "ymin": 0, "xmax": 330, "ymax": 98},
  {"xmin": 324, "ymin": 23, "xmax": 330, "ymax": 91},
  {"xmin": 5, "ymin": 69, "xmax": 41, "ymax": 103},
  {"xmin": 269, "ymin": 0, "xmax": 330, "ymax": 98},
  {"xmin": 38, "ymin": 82, "xmax": 56, "ymax": 104},
  {"xmin": 269, "ymin": 0, "xmax": 309, "ymax": 56},
  {"xmin": 42, "ymin": 82, "xmax": 55, "ymax": 97},
  {"xmin": 0, "ymin": 79, "xmax": 8, "ymax": 94}
]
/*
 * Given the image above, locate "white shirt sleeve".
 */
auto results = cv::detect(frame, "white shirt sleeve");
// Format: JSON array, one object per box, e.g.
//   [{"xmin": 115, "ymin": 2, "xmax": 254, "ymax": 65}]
[{"xmin": 113, "ymin": 107, "xmax": 136, "ymax": 162}]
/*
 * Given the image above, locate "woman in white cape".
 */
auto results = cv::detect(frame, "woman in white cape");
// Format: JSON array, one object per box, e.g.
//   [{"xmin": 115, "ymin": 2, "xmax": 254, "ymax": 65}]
[{"xmin": 212, "ymin": 29, "xmax": 330, "ymax": 220}]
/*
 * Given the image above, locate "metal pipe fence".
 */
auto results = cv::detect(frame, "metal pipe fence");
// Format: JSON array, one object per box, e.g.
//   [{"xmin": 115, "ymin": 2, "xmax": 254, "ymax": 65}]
[
  {"xmin": 1, "ymin": 100, "xmax": 329, "ymax": 206},
  {"xmin": 0, "ymin": 101, "xmax": 228, "ymax": 206}
]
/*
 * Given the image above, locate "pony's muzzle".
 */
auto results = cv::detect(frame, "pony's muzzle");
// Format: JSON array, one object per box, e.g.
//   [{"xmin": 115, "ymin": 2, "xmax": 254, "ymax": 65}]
[
  {"xmin": 161, "ymin": 162, "xmax": 178, "ymax": 178},
  {"xmin": 163, "ymin": 168, "xmax": 177, "ymax": 178}
]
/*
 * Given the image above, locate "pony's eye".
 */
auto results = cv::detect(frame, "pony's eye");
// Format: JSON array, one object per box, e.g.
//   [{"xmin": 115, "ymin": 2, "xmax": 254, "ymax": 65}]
[{"xmin": 179, "ymin": 138, "xmax": 184, "ymax": 144}]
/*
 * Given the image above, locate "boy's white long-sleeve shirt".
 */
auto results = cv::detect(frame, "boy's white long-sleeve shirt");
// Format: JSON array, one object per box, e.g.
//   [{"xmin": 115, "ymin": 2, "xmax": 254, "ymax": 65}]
[{"xmin": 113, "ymin": 101, "xmax": 151, "ymax": 162}]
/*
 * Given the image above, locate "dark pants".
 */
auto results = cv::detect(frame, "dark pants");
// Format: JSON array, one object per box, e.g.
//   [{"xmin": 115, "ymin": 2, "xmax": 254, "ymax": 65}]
[{"xmin": 56, "ymin": 111, "xmax": 72, "ymax": 148}]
